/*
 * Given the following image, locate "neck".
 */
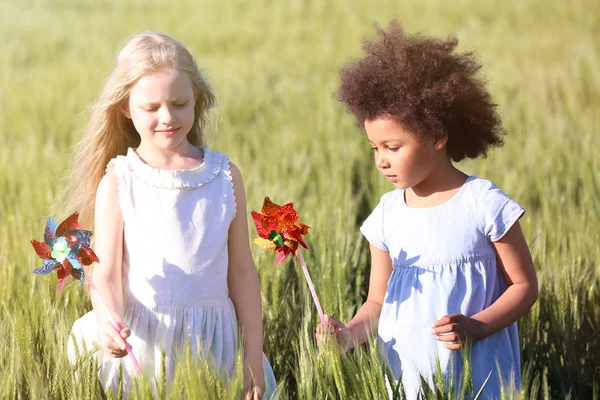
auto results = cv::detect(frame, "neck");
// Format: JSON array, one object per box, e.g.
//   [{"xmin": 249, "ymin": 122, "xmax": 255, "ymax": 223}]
[
  {"xmin": 136, "ymin": 140, "xmax": 203, "ymax": 169},
  {"xmin": 405, "ymin": 158, "xmax": 468, "ymax": 208}
]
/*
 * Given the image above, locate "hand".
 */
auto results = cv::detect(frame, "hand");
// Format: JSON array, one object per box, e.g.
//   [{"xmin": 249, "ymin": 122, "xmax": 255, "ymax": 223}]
[
  {"xmin": 244, "ymin": 386, "xmax": 262, "ymax": 400},
  {"xmin": 243, "ymin": 363, "xmax": 264, "ymax": 400},
  {"xmin": 315, "ymin": 314, "xmax": 352, "ymax": 352},
  {"xmin": 97, "ymin": 315, "xmax": 131, "ymax": 358},
  {"xmin": 432, "ymin": 314, "xmax": 485, "ymax": 351}
]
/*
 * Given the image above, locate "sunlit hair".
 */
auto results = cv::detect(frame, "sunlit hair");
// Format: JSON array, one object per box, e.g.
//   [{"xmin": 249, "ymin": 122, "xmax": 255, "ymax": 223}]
[{"xmin": 60, "ymin": 32, "xmax": 216, "ymax": 229}]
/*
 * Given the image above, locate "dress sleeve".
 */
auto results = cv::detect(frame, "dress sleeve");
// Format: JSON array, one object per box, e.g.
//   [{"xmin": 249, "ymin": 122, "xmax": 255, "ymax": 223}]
[
  {"xmin": 479, "ymin": 181, "xmax": 525, "ymax": 242},
  {"xmin": 360, "ymin": 195, "xmax": 389, "ymax": 252}
]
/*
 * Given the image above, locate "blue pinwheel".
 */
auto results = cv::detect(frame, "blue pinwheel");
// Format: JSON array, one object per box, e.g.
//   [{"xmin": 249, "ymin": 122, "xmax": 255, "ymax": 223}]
[{"xmin": 31, "ymin": 212, "xmax": 99, "ymax": 291}]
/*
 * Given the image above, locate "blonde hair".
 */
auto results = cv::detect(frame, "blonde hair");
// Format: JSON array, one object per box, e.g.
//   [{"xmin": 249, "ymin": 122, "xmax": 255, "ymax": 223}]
[{"xmin": 61, "ymin": 32, "xmax": 216, "ymax": 229}]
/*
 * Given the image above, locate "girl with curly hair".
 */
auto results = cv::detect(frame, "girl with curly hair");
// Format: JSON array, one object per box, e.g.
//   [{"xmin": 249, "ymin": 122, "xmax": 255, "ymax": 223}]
[{"xmin": 316, "ymin": 21, "xmax": 537, "ymax": 399}]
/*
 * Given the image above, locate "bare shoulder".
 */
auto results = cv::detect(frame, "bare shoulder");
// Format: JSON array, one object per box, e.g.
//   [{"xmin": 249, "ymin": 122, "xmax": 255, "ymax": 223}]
[
  {"xmin": 96, "ymin": 166, "xmax": 119, "ymax": 201},
  {"xmin": 228, "ymin": 160, "xmax": 243, "ymax": 183},
  {"xmin": 94, "ymin": 167, "xmax": 122, "ymax": 224},
  {"xmin": 227, "ymin": 160, "xmax": 247, "ymax": 195}
]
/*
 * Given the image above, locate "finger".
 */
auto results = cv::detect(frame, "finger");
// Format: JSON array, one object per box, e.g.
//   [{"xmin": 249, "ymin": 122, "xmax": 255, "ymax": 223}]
[
  {"xmin": 432, "ymin": 314, "xmax": 461, "ymax": 327},
  {"xmin": 99, "ymin": 336, "xmax": 127, "ymax": 357},
  {"xmin": 315, "ymin": 331, "xmax": 323, "ymax": 344},
  {"xmin": 443, "ymin": 342, "xmax": 462, "ymax": 351},
  {"xmin": 108, "ymin": 348, "xmax": 128, "ymax": 358},
  {"xmin": 97, "ymin": 329, "xmax": 128, "ymax": 357},
  {"xmin": 315, "ymin": 330, "xmax": 328, "ymax": 346},
  {"xmin": 446, "ymin": 314, "xmax": 463, "ymax": 323},
  {"xmin": 432, "ymin": 315, "xmax": 451, "ymax": 327},
  {"xmin": 325, "ymin": 316, "xmax": 345, "ymax": 329},
  {"xmin": 110, "ymin": 319, "xmax": 131, "ymax": 339},
  {"xmin": 432, "ymin": 323, "xmax": 460, "ymax": 335},
  {"xmin": 120, "ymin": 326, "xmax": 131, "ymax": 340},
  {"xmin": 434, "ymin": 333, "xmax": 459, "ymax": 343},
  {"xmin": 316, "ymin": 324, "xmax": 335, "ymax": 337},
  {"xmin": 102, "ymin": 325, "xmax": 128, "ymax": 351},
  {"xmin": 99, "ymin": 334, "xmax": 127, "ymax": 356},
  {"xmin": 316, "ymin": 323, "xmax": 329, "ymax": 334}
]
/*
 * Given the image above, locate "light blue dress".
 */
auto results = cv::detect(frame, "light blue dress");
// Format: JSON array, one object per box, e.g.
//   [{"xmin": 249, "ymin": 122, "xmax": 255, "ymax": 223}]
[{"xmin": 360, "ymin": 176, "xmax": 524, "ymax": 400}]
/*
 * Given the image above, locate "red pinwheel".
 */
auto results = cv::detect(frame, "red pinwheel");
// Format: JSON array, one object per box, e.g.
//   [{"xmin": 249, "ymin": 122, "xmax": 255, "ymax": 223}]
[
  {"xmin": 252, "ymin": 197, "xmax": 325, "ymax": 324},
  {"xmin": 251, "ymin": 197, "xmax": 310, "ymax": 264}
]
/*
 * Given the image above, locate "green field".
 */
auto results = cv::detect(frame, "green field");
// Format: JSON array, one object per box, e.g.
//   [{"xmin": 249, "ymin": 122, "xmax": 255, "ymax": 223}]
[{"xmin": 1, "ymin": 0, "xmax": 598, "ymax": 398}]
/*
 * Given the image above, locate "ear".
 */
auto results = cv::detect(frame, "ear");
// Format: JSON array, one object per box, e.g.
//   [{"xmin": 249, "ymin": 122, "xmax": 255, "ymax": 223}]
[
  {"xmin": 434, "ymin": 135, "xmax": 448, "ymax": 151},
  {"xmin": 122, "ymin": 104, "xmax": 131, "ymax": 119}
]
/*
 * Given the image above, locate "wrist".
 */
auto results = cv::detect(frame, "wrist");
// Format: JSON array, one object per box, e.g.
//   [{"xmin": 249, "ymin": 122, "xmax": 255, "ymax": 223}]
[
  {"xmin": 470, "ymin": 316, "xmax": 491, "ymax": 341},
  {"xmin": 345, "ymin": 323, "xmax": 361, "ymax": 351}
]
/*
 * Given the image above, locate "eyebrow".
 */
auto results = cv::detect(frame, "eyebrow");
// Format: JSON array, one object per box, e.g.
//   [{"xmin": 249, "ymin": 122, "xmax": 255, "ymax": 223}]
[
  {"xmin": 141, "ymin": 97, "xmax": 191, "ymax": 105},
  {"xmin": 367, "ymin": 138, "xmax": 404, "ymax": 144}
]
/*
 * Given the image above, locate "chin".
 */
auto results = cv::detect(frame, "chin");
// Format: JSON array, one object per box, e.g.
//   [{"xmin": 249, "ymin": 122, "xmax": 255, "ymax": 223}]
[
  {"xmin": 155, "ymin": 136, "xmax": 188, "ymax": 150},
  {"xmin": 393, "ymin": 182, "xmax": 411, "ymax": 190}
]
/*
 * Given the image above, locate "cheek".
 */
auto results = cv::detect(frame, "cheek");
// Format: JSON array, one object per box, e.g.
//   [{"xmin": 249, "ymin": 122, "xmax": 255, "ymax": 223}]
[
  {"xmin": 181, "ymin": 106, "xmax": 195, "ymax": 123},
  {"xmin": 410, "ymin": 150, "xmax": 434, "ymax": 171},
  {"xmin": 175, "ymin": 108, "xmax": 195, "ymax": 131},
  {"xmin": 395, "ymin": 150, "xmax": 422, "ymax": 170},
  {"xmin": 130, "ymin": 111, "xmax": 155, "ymax": 130}
]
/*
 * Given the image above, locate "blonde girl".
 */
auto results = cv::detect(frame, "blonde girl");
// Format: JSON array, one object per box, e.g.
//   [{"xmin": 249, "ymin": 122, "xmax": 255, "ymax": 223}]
[{"xmin": 66, "ymin": 32, "xmax": 276, "ymax": 399}]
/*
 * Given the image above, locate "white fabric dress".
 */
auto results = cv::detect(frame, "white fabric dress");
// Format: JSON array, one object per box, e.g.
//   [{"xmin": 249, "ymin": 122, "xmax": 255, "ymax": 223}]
[{"xmin": 67, "ymin": 146, "xmax": 276, "ymax": 397}]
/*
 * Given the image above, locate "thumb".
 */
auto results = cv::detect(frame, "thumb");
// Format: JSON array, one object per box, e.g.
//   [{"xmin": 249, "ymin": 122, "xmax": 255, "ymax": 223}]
[
  {"xmin": 120, "ymin": 325, "xmax": 131, "ymax": 340},
  {"xmin": 325, "ymin": 315, "xmax": 344, "ymax": 329},
  {"xmin": 110, "ymin": 313, "xmax": 130, "ymax": 339}
]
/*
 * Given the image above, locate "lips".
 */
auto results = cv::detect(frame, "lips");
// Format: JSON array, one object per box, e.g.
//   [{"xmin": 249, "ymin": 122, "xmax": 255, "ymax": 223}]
[{"xmin": 155, "ymin": 128, "xmax": 179, "ymax": 136}]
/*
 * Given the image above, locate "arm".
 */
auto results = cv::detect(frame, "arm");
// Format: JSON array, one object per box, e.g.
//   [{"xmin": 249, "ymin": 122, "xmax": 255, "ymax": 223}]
[
  {"xmin": 345, "ymin": 244, "xmax": 393, "ymax": 348},
  {"xmin": 433, "ymin": 221, "xmax": 538, "ymax": 349},
  {"xmin": 316, "ymin": 243, "xmax": 393, "ymax": 351},
  {"xmin": 226, "ymin": 162, "xmax": 265, "ymax": 395},
  {"xmin": 91, "ymin": 167, "xmax": 130, "ymax": 357}
]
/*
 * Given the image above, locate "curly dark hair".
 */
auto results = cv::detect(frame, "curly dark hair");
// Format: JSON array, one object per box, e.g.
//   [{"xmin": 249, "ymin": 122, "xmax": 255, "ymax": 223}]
[{"xmin": 337, "ymin": 21, "xmax": 505, "ymax": 162}]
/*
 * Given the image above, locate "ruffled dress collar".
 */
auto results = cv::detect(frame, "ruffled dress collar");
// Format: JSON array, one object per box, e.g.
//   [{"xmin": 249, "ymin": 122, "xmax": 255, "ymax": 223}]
[{"xmin": 125, "ymin": 146, "xmax": 223, "ymax": 190}]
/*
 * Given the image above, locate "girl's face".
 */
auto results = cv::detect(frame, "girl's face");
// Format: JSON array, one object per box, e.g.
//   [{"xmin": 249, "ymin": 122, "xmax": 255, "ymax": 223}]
[
  {"xmin": 124, "ymin": 67, "xmax": 195, "ymax": 152},
  {"xmin": 365, "ymin": 117, "xmax": 446, "ymax": 190}
]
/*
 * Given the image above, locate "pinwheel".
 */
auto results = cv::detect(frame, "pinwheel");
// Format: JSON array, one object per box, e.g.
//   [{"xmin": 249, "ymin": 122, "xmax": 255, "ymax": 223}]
[
  {"xmin": 31, "ymin": 212, "xmax": 141, "ymax": 372},
  {"xmin": 252, "ymin": 197, "xmax": 325, "ymax": 324}
]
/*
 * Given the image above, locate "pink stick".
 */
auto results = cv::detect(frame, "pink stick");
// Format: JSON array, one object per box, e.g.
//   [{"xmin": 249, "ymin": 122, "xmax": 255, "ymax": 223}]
[
  {"xmin": 85, "ymin": 275, "xmax": 141, "ymax": 373},
  {"xmin": 296, "ymin": 249, "xmax": 325, "ymax": 324}
]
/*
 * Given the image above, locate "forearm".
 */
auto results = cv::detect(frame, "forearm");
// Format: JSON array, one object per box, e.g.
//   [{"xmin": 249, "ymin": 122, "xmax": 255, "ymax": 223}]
[
  {"xmin": 90, "ymin": 271, "xmax": 125, "ymax": 324},
  {"xmin": 472, "ymin": 282, "xmax": 538, "ymax": 340},
  {"xmin": 346, "ymin": 299, "xmax": 382, "ymax": 349},
  {"xmin": 229, "ymin": 266, "xmax": 264, "ymax": 386}
]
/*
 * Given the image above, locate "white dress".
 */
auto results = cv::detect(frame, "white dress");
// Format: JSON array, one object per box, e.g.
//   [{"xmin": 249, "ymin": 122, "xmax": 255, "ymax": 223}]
[{"xmin": 67, "ymin": 146, "xmax": 276, "ymax": 397}]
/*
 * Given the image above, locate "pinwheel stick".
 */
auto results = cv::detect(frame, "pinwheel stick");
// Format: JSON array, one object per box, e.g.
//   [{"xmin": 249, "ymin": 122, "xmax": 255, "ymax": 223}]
[
  {"xmin": 295, "ymin": 249, "xmax": 325, "ymax": 325},
  {"xmin": 85, "ymin": 275, "xmax": 141, "ymax": 373}
]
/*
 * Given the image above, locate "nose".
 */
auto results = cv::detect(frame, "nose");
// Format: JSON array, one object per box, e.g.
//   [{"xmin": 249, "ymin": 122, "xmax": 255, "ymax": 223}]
[
  {"xmin": 158, "ymin": 105, "xmax": 176, "ymax": 124},
  {"xmin": 375, "ymin": 151, "xmax": 390, "ymax": 169}
]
